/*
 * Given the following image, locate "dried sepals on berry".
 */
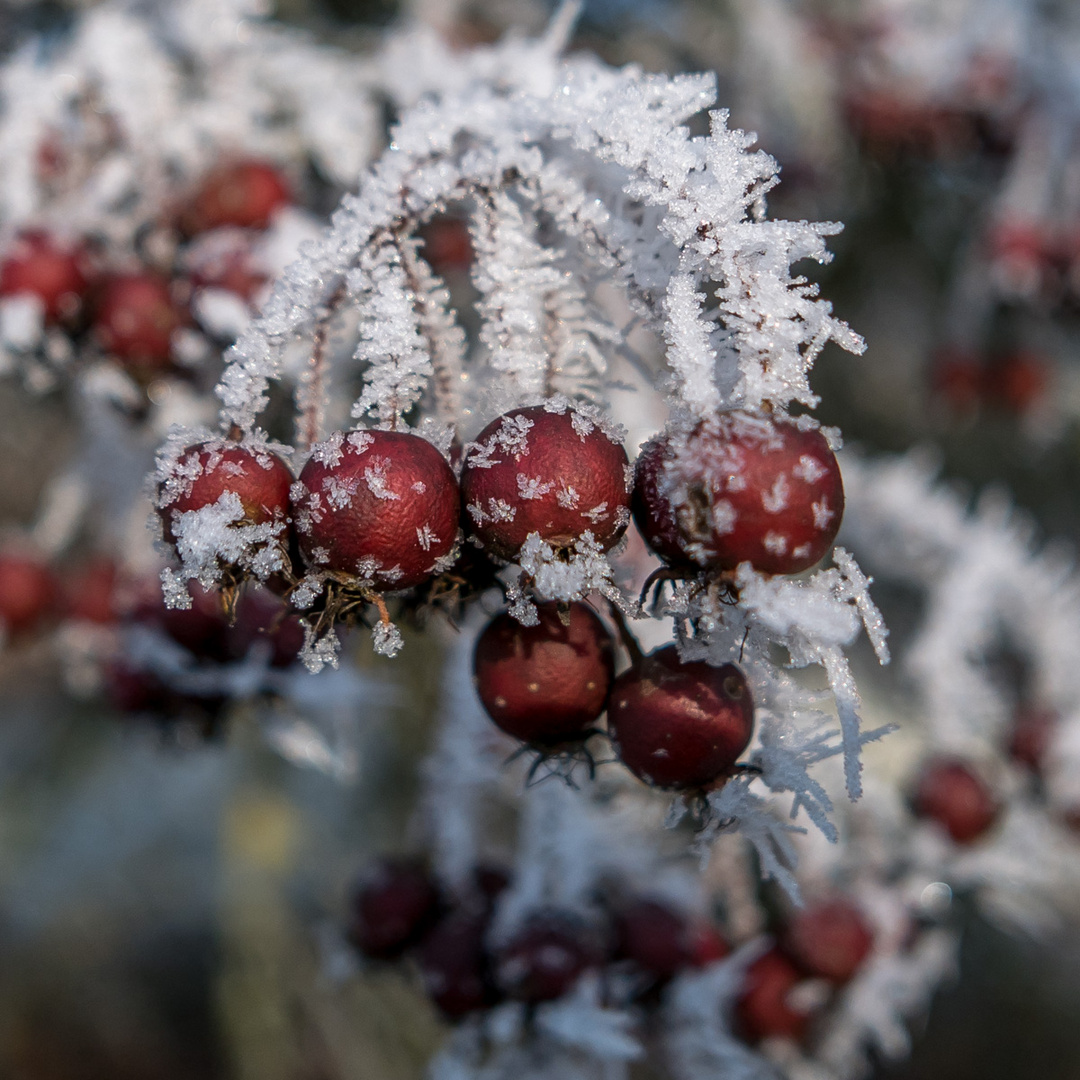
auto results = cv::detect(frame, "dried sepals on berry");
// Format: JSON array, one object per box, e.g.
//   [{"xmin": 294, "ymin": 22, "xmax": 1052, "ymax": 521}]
[{"xmin": 633, "ymin": 411, "xmax": 843, "ymax": 576}]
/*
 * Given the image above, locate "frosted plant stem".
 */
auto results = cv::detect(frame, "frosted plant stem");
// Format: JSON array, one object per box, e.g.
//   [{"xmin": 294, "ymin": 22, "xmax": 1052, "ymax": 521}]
[{"xmin": 296, "ymin": 283, "xmax": 345, "ymax": 453}]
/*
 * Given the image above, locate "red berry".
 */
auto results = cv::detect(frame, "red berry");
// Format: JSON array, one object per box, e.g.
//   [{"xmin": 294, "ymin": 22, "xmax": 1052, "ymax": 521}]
[
  {"xmin": 149, "ymin": 581, "xmax": 232, "ymax": 663},
  {"xmin": 293, "ymin": 429, "xmax": 459, "ymax": 591},
  {"xmin": 92, "ymin": 273, "xmax": 189, "ymax": 373},
  {"xmin": 493, "ymin": 912, "xmax": 603, "ymax": 1004},
  {"xmin": 473, "ymin": 602, "xmax": 614, "ymax": 746},
  {"xmin": 157, "ymin": 441, "xmax": 294, "ymax": 548},
  {"xmin": 615, "ymin": 898, "xmax": 729, "ymax": 984},
  {"xmin": 608, "ymin": 645, "xmax": 754, "ymax": 790},
  {"xmin": 1008, "ymin": 705, "xmax": 1055, "ymax": 774},
  {"xmin": 633, "ymin": 413, "xmax": 843, "ymax": 575},
  {"xmin": 460, "ymin": 404, "xmax": 631, "ymax": 561},
  {"xmin": 226, "ymin": 587, "xmax": 304, "ymax": 668},
  {"xmin": 0, "ymin": 553, "xmax": 56, "ymax": 636},
  {"xmin": 183, "ymin": 160, "xmax": 292, "ymax": 234},
  {"xmin": 418, "ymin": 909, "xmax": 501, "ymax": 1020},
  {"xmin": 419, "ymin": 216, "xmax": 474, "ymax": 275},
  {"xmin": 984, "ymin": 351, "xmax": 1048, "ymax": 415},
  {"xmin": 782, "ymin": 898, "xmax": 874, "ymax": 984},
  {"xmin": 736, "ymin": 948, "xmax": 812, "ymax": 1043},
  {"xmin": 0, "ymin": 232, "xmax": 89, "ymax": 323},
  {"xmin": 347, "ymin": 859, "xmax": 441, "ymax": 960},
  {"xmin": 931, "ymin": 347, "xmax": 984, "ymax": 413},
  {"xmin": 64, "ymin": 557, "xmax": 119, "ymax": 625},
  {"xmin": 913, "ymin": 758, "xmax": 1000, "ymax": 844}
]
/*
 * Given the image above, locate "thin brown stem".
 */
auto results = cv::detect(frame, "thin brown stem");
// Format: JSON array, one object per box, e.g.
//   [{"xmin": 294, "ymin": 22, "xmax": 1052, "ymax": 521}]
[
  {"xmin": 607, "ymin": 599, "xmax": 644, "ymax": 666},
  {"xmin": 297, "ymin": 283, "xmax": 346, "ymax": 452}
]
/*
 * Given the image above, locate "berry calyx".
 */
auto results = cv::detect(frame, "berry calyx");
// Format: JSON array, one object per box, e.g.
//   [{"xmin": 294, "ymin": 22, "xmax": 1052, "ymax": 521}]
[
  {"xmin": 0, "ymin": 553, "xmax": 57, "ymax": 636},
  {"xmin": 0, "ymin": 232, "xmax": 89, "ymax": 323},
  {"xmin": 493, "ymin": 912, "xmax": 603, "ymax": 1004},
  {"xmin": 782, "ymin": 898, "xmax": 874, "ymax": 984},
  {"xmin": 472, "ymin": 602, "xmax": 614, "ymax": 746},
  {"xmin": 460, "ymin": 403, "xmax": 631, "ymax": 562},
  {"xmin": 347, "ymin": 858, "xmax": 441, "ymax": 960},
  {"xmin": 615, "ymin": 897, "xmax": 729, "ymax": 984},
  {"xmin": 182, "ymin": 160, "xmax": 292, "ymax": 234},
  {"xmin": 92, "ymin": 272, "xmax": 189, "ymax": 374},
  {"xmin": 912, "ymin": 757, "xmax": 1000, "ymax": 844},
  {"xmin": 735, "ymin": 948, "xmax": 813, "ymax": 1043},
  {"xmin": 608, "ymin": 645, "xmax": 754, "ymax": 790},
  {"xmin": 293, "ymin": 429, "xmax": 460, "ymax": 592},
  {"xmin": 417, "ymin": 909, "xmax": 501, "ymax": 1020},
  {"xmin": 633, "ymin": 412, "xmax": 844, "ymax": 575}
]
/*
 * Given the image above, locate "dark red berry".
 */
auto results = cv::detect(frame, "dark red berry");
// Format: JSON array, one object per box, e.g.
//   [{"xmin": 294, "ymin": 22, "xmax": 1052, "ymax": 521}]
[
  {"xmin": 347, "ymin": 859, "xmax": 441, "ymax": 960},
  {"xmin": 157, "ymin": 441, "xmax": 293, "ymax": 547},
  {"xmin": 782, "ymin": 898, "xmax": 874, "ymax": 984},
  {"xmin": 493, "ymin": 912, "xmax": 603, "ymax": 1004},
  {"xmin": 1008, "ymin": 705, "xmax": 1055, "ymax": 774},
  {"xmin": 913, "ymin": 758, "xmax": 1000, "ymax": 844},
  {"xmin": 226, "ymin": 587, "xmax": 304, "ymax": 668},
  {"xmin": 150, "ymin": 581, "xmax": 232, "ymax": 663},
  {"xmin": 293, "ymin": 429, "xmax": 459, "ymax": 591},
  {"xmin": 461, "ymin": 404, "xmax": 631, "ymax": 561},
  {"xmin": 615, "ymin": 898, "xmax": 729, "ymax": 984},
  {"xmin": 418, "ymin": 909, "xmax": 501, "ymax": 1020},
  {"xmin": 64, "ymin": 557, "xmax": 119, "ymax": 625},
  {"xmin": 985, "ymin": 351, "xmax": 1048, "ymax": 415},
  {"xmin": 0, "ymin": 553, "xmax": 56, "ymax": 636},
  {"xmin": 633, "ymin": 413, "xmax": 843, "ymax": 575},
  {"xmin": 931, "ymin": 347, "xmax": 984, "ymax": 413},
  {"xmin": 105, "ymin": 661, "xmax": 227, "ymax": 738},
  {"xmin": 473, "ymin": 602, "xmax": 614, "ymax": 746},
  {"xmin": 92, "ymin": 273, "xmax": 189, "ymax": 374},
  {"xmin": 419, "ymin": 216, "xmax": 473, "ymax": 275},
  {"xmin": 0, "ymin": 232, "xmax": 89, "ymax": 323},
  {"xmin": 183, "ymin": 160, "xmax": 292, "ymax": 234},
  {"xmin": 608, "ymin": 645, "xmax": 754, "ymax": 790},
  {"xmin": 736, "ymin": 948, "xmax": 812, "ymax": 1043}
]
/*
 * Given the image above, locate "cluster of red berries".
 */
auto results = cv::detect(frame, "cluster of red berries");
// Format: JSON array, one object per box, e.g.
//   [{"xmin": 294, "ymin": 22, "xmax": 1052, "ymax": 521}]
[
  {"xmin": 0, "ymin": 159, "xmax": 291, "ymax": 381},
  {"xmin": 346, "ymin": 857, "xmax": 731, "ymax": 1022},
  {"xmin": 931, "ymin": 346, "xmax": 1049, "ymax": 417}
]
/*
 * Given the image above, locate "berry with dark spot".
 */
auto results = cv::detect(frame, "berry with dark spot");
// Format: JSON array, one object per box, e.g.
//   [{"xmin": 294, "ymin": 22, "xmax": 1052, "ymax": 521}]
[
  {"xmin": 92, "ymin": 273, "xmax": 190, "ymax": 375},
  {"xmin": 608, "ymin": 645, "xmax": 754, "ymax": 790},
  {"xmin": 633, "ymin": 412, "xmax": 843, "ymax": 575},
  {"xmin": 473, "ymin": 602, "xmax": 614, "ymax": 746},
  {"xmin": 736, "ymin": 948, "xmax": 812, "ymax": 1043},
  {"xmin": 913, "ymin": 758, "xmax": 1000, "ymax": 844},
  {"xmin": 0, "ymin": 231, "xmax": 90, "ymax": 323},
  {"xmin": 493, "ymin": 911, "xmax": 604, "ymax": 1004},
  {"xmin": 460, "ymin": 404, "xmax": 631, "ymax": 561},
  {"xmin": 183, "ymin": 159, "xmax": 292, "ymax": 234},
  {"xmin": 293, "ymin": 429, "xmax": 459, "ymax": 591},
  {"xmin": 782, "ymin": 897, "xmax": 874, "ymax": 984},
  {"xmin": 347, "ymin": 858, "xmax": 441, "ymax": 960}
]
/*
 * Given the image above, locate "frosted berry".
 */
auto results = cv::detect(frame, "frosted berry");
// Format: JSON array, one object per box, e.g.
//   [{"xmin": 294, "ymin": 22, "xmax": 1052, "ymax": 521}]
[
  {"xmin": 0, "ymin": 232, "xmax": 89, "ymax": 323},
  {"xmin": 615, "ymin": 898, "xmax": 729, "ymax": 984},
  {"xmin": 347, "ymin": 858, "xmax": 441, "ymax": 960},
  {"xmin": 157, "ymin": 441, "xmax": 294, "ymax": 548},
  {"xmin": 633, "ymin": 412, "xmax": 843, "ymax": 575},
  {"xmin": 293, "ymin": 429, "xmax": 459, "ymax": 591},
  {"xmin": 92, "ymin": 273, "xmax": 189, "ymax": 374},
  {"xmin": 782, "ymin": 898, "xmax": 874, "ymax": 984},
  {"xmin": 461, "ymin": 404, "xmax": 630, "ymax": 561},
  {"xmin": 493, "ymin": 912, "xmax": 603, "ymax": 1004},
  {"xmin": 418, "ymin": 909, "xmax": 500, "ymax": 1020},
  {"xmin": 608, "ymin": 645, "xmax": 754, "ymax": 790},
  {"xmin": 736, "ymin": 948, "xmax": 812, "ymax": 1043},
  {"xmin": 183, "ymin": 159, "xmax": 292, "ymax": 234},
  {"xmin": 472, "ymin": 602, "xmax": 614, "ymax": 746},
  {"xmin": 913, "ymin": 758, "xmax": 1000, "ymax": 844},
  {"xmin": 0, "ymin": 553, "xmax": 57, "ymax": 636}
]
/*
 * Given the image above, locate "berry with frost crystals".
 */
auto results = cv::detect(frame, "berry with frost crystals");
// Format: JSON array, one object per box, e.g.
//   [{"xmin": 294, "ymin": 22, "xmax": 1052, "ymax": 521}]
[
  {"xmin": 493, "ymin": 911, "xmax": 604, "ymax": 1004},
  {"xmin": 294, "ymin": 430, "xmax": 459, "ymax": 591},
  {"xmin": 92, "ymin": 273, "xmax": 189, "ymax": 374},
  {"xmin": 614, "ymin": 897, "xmax": 728, "ymax": 985},
  {"xmin": 913, "ymin": 758, "xmax": 1000, "ymax": 844},
  {"xmin": 182, "ymin": 160, "xmax": 292, "ymax": 234},
  {"xmin": 608, "ymin": 645, "xmax": 754, "ymax": 790},
  {"xmin": 472, "ymin": 602, "xmax": 614, "ymax": 746},
  {"xmin": 782, "ymin": 897, "xmax": 874, "ymax": 984},
  {"xmin": 460, "ymin": 405, "xmax": 630, "ymax": 561},
  {"xmin": 157, "ymin": 442, "xmax": 293, "ymax": 546},
  {"xmin": 633, "ymin": 412, "xmax": 844, "ymax": 575},
  {"xmin": 735, "ymin": 948, "xmax": 812, "ymax": 1043},
  {"xmin": 347, "ymin": 858, "xmax": 441, "ymax": 960},
  {"xmin": 0, "ymin": 232, "xmax": 89, "ymax": 323},
  {"xmin": 0, "ymin": 553, "xmax": 56, "ymax": 635}
]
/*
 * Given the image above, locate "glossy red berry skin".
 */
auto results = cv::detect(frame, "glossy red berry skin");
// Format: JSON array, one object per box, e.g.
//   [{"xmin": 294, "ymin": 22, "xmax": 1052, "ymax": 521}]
[
  {"xmin": 0, "ymin": 232, "xmax": 89, "ymax": 323},
  {"xmin": 608, "ymin": 645, "xmax": 754, "ymax": 790},
  {"xmin": 0, "ymin": 554, "xmax": 56, "ymax": 635},
  {"xmin": 473, "ymin": 602, "xmax": 614, "ymax": 746},
  {"xmin": 633, "ymin": 413, "xmax": 843, "ymax": 575},
  {"xmin": 157, "ymin": 442, "xmax": 294, "ymax": 546},
  {"xmin": 461, "ymin": 404, "xmax": 631, "ymax": 561},
  {"xmin": 913, "ymin": 758, "xmax": 1000, "ymax": 844},
  {"xmin": 736, "ymin": 948, "xmax": 811, "ymax": 1043},
  {"xmin": 294, "ymin": 430, "xmax": 459, "ymax": 591},
  {"xmin": 92, "ymin": 273, "xmax": 189, "ymax": 373},
  {"xmin": 347, "ymin": 859, "xmax": 441, "ymax": 961},
  {"xmin": 615, "ymin": 898, "xmax": 729, "ymax": 984},
  {"xmin": 418, "ymin": 909, "xmax": 501, "ymax": 1020},
  {"xmin": 183, "ymin": 160, "xmax": 292, "ymax": 234},
  {"xmin": 493, "ymin": 913, "xmax": 603, "ymax": 1004},
  {"xmin": 782, "ymin": 898, "xmax": 874, "ymax": 984}
]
